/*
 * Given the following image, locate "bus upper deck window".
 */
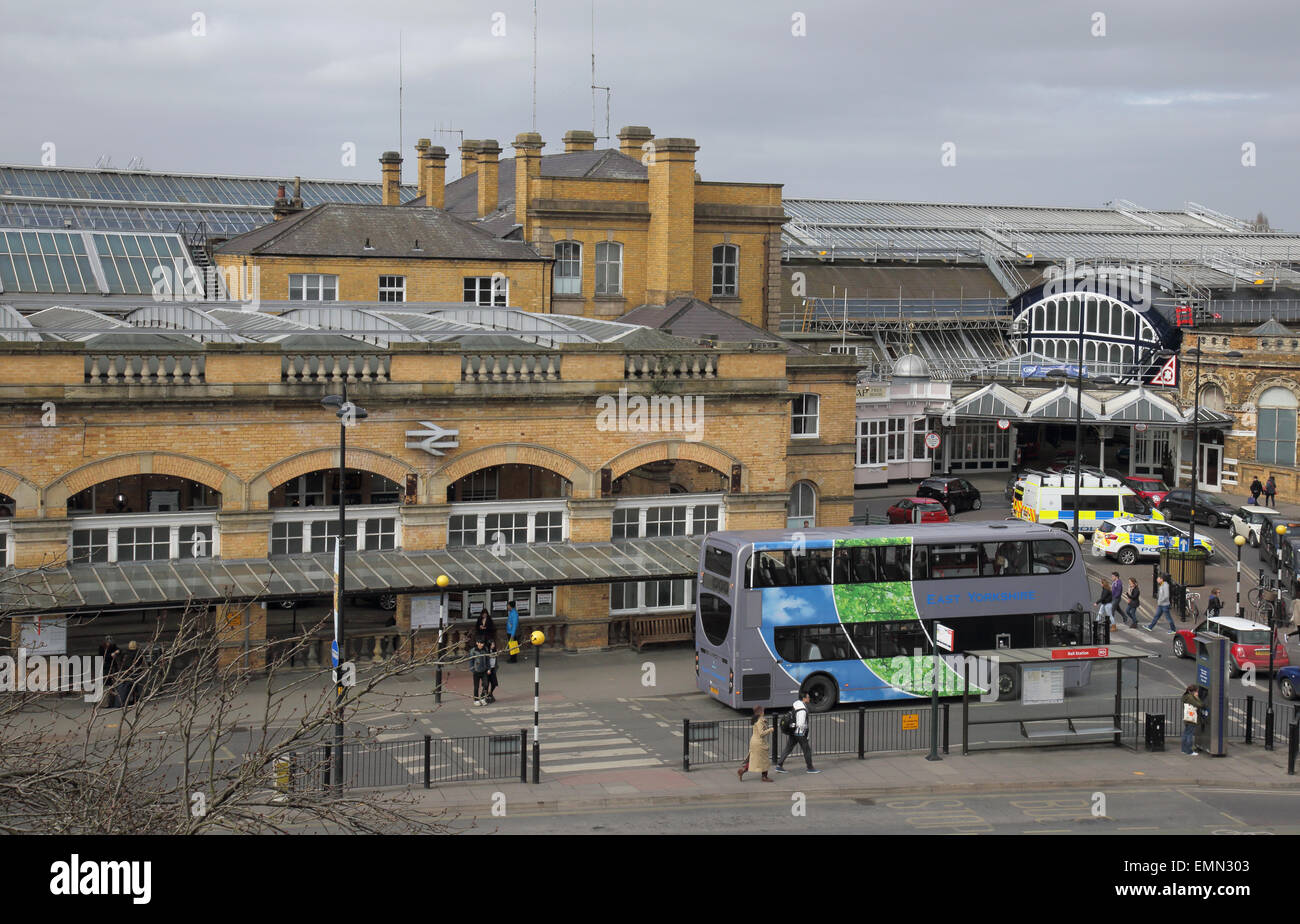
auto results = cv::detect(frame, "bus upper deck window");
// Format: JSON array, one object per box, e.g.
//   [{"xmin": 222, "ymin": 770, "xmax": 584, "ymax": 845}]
[{"xmin": 1031, "ymin": 538, "xmax": 1075, "ymax": 574}]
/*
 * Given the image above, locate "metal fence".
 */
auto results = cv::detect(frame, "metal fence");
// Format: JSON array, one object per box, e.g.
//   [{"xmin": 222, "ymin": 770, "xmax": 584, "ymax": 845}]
[
  {"xmin": 1122, "ymin": 695, "xmax": 1297, "ymax": 745},
  {"xmin": 291, "ymin": 731, "xmax": 530, "ymax": 791},
  {"xmin": 683, "ymin": 704, "xmax": 942, "ymax": 770}
]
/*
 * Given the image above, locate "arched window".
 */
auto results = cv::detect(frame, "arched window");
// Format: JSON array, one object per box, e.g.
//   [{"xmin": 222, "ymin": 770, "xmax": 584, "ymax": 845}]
[
  {"xmin": 1034, "ymin": 305, "xmax": 1045, "ymax": 330},
  {"xmin": 1201, "ymin": 383, "xmax": 1226, "ymax": 413},
  {"xmin": 1044, "ymin": 302, "xmax": 1056, "ymax": 331},
  {"xmin": 595, "ymin": 242, "xmax": 623, "ymax": 296},
  {"xmin": 711, "ymin": 244, "xmax": 738, "ymax": 297},
  {"xmin": 787, "ymin": 481, "xmax": 817, "ymax": 529},
  {"xmin": 553, "ymin": 241, "xmax": 581, "ymax": 295},
  {"xmin": 1258, "ymin": 386, "xmax": 1298, "ymax": 466},
  {"xmin": 1123, "ymin": 311, "xmax": 1135, "ymax": 338}
]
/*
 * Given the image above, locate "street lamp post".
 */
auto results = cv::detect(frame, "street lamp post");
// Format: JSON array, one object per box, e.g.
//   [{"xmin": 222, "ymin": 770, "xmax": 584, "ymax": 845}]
[
  {"xmin": 321, "ymin": 388, "xmax": 368, "ymax": 795},
  {"xmin": 1268, "ymin": 523, "xmax": 1287, "ymax": 751},
  {"xmin": 530, "ymin": 629, "xmax": 545, "ymax": 783},
  {"xmin": 1185, "ymin": 343, "xmax": 1244, "ymax": 556},
  {"xmin": 1234, "ymin": 534, "xmax": 1246, "ymax": 619}
]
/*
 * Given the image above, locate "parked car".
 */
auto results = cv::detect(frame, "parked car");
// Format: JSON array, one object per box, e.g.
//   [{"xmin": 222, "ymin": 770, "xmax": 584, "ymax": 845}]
[
  {"xmin": 1171, "ymin": 615, "xmax": 1290, "ymax": 676},
  {"xmin": 1091, "ymin": 517, "xmax": 1213, "ymax": 565},
  {"xmin": 1277, "ymin": 665, "xmax": 1299, "ymax": 701},
  {"xmin": 1258, "ymin": 513, "xmax": 1300, "ymax": 568},
  {"xmin": 915, "ymin": 476, "xmax": 982, "ymax": 515},
  {"xmin": 886, "ymin": 497, "xmax": 950, "ymax": 524},
  {"xmin": 1231, "ymin": 505, "xmax": 1278, "ymax": 547},
  {"xmin": 1156, "ymin": 489, "xmax": 1237, "ymax": 528},
  {"xmin": 1118, "ymin": 475, "xmax": 1169, "ymax": 506}
]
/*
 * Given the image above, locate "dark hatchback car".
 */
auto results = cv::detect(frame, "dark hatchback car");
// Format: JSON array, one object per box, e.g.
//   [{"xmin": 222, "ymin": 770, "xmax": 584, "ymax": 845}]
[
  {"xmin": 916, "ymin": 476, "xmax": 982, "ymax": 515},
  {"xmin": 1156, "ymin": 489, "xmax": 1236, "ymax": 528}
]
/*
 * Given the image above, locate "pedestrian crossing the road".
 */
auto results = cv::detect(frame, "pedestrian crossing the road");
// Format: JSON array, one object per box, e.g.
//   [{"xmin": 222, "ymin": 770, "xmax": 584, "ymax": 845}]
[{"xmin": 473, "ymin": 703, "xmax": 662, "ymax": 775}]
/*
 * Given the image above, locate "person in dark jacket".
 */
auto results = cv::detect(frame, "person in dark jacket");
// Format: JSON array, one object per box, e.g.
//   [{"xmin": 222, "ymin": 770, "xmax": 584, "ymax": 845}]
[
  {"xmin": 1124, "ymin": 577, "xmax": 1141, "ymax": 628},
  {"xmin": 1265, "ymin": 476, "xmax": 1278, "ymax": 507},
  {"xmin": 1206, "ymin": 587, "xmax": 1223, "ymax": 619},
  {"xmin": 1096, "ymin": 580, "xmax": 1114, "ymax": 628},
  {"xmin": 475, "ymin": 610, "xmax": 495, "ymax": 645},
  {"xmin": 484, "ymin": 640, "xmax": 500, "ymax": 704},
  {"xmin": 468, "ymin": 639, "xmax": 490, "ymax": 706},
  {"xmin": 1250, "ymin": 477, "xmax": 1264, "ymax": 504},
  {"xmin": 97, "ymin": 636, "xmax": 122, "ymax": 707}
]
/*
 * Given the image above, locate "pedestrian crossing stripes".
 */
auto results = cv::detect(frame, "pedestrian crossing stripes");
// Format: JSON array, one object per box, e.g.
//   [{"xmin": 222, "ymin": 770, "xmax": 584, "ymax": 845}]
[{"xmin": 468, "ymin": 702, "xmax": 662, "ymax": 775}]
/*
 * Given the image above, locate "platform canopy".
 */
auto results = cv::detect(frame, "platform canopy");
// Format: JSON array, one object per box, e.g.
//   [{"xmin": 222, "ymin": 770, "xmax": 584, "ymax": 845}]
[
  {"xmin": 0, "ymin": 537, "xmax": 702, "ymax": 616},
  {"xmin": 939, "ymin": 382, "xmax": 1233, "ymax": 426}
]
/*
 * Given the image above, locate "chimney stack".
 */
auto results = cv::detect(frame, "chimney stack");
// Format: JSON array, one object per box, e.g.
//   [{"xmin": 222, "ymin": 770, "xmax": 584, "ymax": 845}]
[
  {"xmin": 272, "ymin": 179, "xmax": 305, "ymax": 220},
  {"xmin": 422, "ymin": 145, "xmax": 448, "ymax": 208},
  {"xmin": 414, "ymin": 138, "xmax": 431, "ymax": 199},
  {"xmin": 563, "ymin": 130, "xmax": 597, "ymax": 153},
  {"xmin": 618, "ymin": 126, "xmax": 653, "ymax": 160},
  {"xmin": 646, "ymin": 137, "xmax": 699, "ymax": 304},
  {"xmin": 476, "ymin": 139, "xmax": 501, "ymax": 219},
  {"xmin": 512, "ymin": 132, "xmax": 545, "ymax": 232},
  {"xmin": 380, "ymin": 151, "xmax": 403, "ymax": 206},
  {"xmin": 460, "ymin": 140, "xmax": 481, "ymax": 179}
]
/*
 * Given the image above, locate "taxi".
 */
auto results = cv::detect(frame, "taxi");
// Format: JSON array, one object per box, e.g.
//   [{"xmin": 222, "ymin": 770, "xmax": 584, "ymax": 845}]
[{"xmin": 1090, "ymin": 517, "xmax": 1213, "ymax": 565}]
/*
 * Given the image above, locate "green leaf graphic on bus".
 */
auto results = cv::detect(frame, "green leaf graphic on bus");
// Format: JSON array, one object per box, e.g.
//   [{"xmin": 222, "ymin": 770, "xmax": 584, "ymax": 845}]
[{"xmin": 832, "ymin": 583, "xmax": 917, "ymax": 622}]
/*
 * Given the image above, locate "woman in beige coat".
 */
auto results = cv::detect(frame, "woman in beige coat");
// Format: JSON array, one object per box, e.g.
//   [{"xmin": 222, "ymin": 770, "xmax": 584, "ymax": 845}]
[{"xmin": 738, "ymin": 706, "xmax": 775, "ymax": 782}]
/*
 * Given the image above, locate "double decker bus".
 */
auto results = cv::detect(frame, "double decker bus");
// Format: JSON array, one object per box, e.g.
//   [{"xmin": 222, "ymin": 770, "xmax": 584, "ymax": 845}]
[{"xmin": 695, "ymin": 522, "xmax": 1094, "ymax": 711}]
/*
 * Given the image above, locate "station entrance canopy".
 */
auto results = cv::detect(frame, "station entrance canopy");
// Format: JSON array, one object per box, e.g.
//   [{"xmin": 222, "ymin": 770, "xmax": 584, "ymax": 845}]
[
  {"xmin": 937, "ymin": 382, "xmax": 1233, "ymax": 427},
  {"xmin": 0, "ymin": 537, "xmax": 702, "ymax": 616}
]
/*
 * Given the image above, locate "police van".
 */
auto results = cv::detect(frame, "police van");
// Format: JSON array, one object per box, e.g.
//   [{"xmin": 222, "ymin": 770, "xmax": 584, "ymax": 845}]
[{"xmin": 1011, "ymin": 471, "xmax": 1163, "ymax": 533}]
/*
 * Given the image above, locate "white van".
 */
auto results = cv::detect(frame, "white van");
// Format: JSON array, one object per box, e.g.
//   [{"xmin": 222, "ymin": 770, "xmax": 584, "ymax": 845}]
[{"xmin": 1012, "ymin": 471, "xmax": 1163, "ymax": 533}]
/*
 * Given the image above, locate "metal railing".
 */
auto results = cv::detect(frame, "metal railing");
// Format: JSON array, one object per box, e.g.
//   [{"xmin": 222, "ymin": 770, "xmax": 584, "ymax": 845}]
[
  {"xmin": 682, "ymin": 704, "xmax": 943, "ymax": 770},
  {"xmin": 1122, "ymin": 695, "xmax": 1298, "ymax": 745},
  {"xmin": 294, "ymin": 730, "xmax": 531, "ymax": 790}
]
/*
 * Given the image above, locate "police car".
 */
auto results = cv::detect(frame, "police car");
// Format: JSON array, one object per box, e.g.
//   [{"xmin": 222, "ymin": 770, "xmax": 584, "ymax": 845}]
[
  {"xmin": 1012, "ymin": 471, "xmax": 1163, "ymax": 534},
  {"xmin": 1090, "ymin": 517, "xmax": 1213, "ymax": 565}
]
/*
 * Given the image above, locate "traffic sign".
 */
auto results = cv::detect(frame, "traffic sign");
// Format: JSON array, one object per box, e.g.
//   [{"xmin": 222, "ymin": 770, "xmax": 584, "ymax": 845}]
[
  {"xmin": 924, "ymin": 431, "xmax": 941, "ymax": 450},
  {"xmin": 996, "ymin": 418, "xmax": 1010, "ymax": 430},
  {"xmin": 331, "ymin": 640, "xmax": 339, "ymax": 668},
  {"xmin": 1135, "ymin": 423, "xmax": 1148, "ymax": 432}
]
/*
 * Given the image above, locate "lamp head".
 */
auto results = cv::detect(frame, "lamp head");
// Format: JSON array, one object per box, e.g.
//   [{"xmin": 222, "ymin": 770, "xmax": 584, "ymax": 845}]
[
  {"xmin": 1234, "ymin": 534, "xmax": 1246, "ymax": 548},
  {"xmin": 436, "ymin": 574, "xmax": 450, "ymax": 588},
  {"xmin": 530, "ymin": 630, "xmax": 546, "ymax": 646},
  {"xmin": 1278, "ymin": 524, "xmax": 1289, "ymax": 537}
]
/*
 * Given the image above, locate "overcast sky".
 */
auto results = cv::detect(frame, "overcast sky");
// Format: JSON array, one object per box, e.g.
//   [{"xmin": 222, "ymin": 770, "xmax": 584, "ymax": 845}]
[{"xmin": 3, "ymin": 0, "xmax": 1296, "ymax": 226}]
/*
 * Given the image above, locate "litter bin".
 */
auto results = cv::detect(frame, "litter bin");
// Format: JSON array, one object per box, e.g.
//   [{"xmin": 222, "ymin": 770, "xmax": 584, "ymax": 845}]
[
  {"xmin": 1160, "ymin": 548, "xmax": 1206, "ymax": 587},
  {"xmin": 1144, "ymin": 713, "xmax": 1166, "ymax": 752}
]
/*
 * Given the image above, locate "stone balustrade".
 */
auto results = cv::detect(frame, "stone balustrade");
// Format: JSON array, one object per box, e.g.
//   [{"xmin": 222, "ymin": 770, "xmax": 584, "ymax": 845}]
[
  {"xmin": 461, "ymin": 353, "xmax": 561, "ymax": 383},
  {"xmin": 625, "ymin": 353, "xmax": 717, "ymax": 379},
  {"xmin": 282, "ymin": 353, "xmax": 390, "ymax": 384},
  {"xmin": 84, "ymin": 353, "xmax": 206, "ymax": 385}
]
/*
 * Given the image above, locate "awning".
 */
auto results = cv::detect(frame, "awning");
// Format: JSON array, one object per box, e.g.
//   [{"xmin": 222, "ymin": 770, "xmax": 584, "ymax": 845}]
[
  {"xmin": 0, "ymin": 537, "xmax": 703, "ymax": 616},
  {"xmin": 937, "ymin": 384, "xmax": 1234, "ymax": 427}
]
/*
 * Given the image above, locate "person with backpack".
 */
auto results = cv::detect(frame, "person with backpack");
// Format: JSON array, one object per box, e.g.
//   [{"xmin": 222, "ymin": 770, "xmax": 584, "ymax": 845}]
[
  {"xmin": 774, "ymin": 692, "xmax": 820, "ymax": 774},
  {"xmin": 1265, "ymin": 476, "xmax": 1278, "ymax": 507},
  {"xmin": 1250, "ymin": 477, "xmax": 1264, "ymax": 505}
]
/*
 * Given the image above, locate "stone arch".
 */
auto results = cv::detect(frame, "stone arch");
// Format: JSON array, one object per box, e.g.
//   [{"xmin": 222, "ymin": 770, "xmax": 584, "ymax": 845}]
[
  {"xmin": 0, "ymin": 466, "xmax": 40, "ymax": 515},
  {"xmin": 1244, "ymin": 376, "xmax": 1300, "ymax": 412},
  {"xmin": 250, "ymin": 447, "xmax": 418, "ymax": 509},
  {"xmin": 604, "ymin": 440, "xmax": 739, "ymax": 485},
  {"xmin": 434, "ymin": 443, "xmax": 593, "ymax": 496},
  {"xmin": 44, "ymin": 452, "xmax": 243, "ymax": 512}
]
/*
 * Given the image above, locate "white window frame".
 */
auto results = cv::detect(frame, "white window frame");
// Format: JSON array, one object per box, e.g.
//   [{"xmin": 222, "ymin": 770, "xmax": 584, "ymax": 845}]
[
  {"xmin": 67, "ymin": 512, "xmax": 220, "ymax": 564},
  {"xmin": 464, "ymin": 276, "xmax": 508, "ymax": 306},
  {"xmin": 787, "ymin": 481, "xmax": 816, "ymax": 529},
  {"xmin": 594, "ymin": 241, "xmax": 623, "ymax": 296},
  {"xmin": 268, "ymin": 505, "xmax": 401, "ymax": 555},
  {"xmin": 446, "ymin": 499, "xmax": 568, "ymax": 547},
  {"xmin": 610, "ymin": 578, "xmax": 697, "ymax": 613},
  {"xmin": 0, "ymin": 525, "xmax": 12, "ymax": 567},
  {"xmin": 610, "ymin": 495, "xmax": 725, "ymax": 541},
  {"xmin": 711, "ymin": 243, "xmax": 738, "ymax": 297},
  {"xmin": 378, "ymin": 275, "xmax": 406, "ymax": 303},
  {"xmin": 791, "ymin": 393, "xmax": 820, "ymax": 439},
  {"xmin": 288, "ymin": 273, "xmax": 338, "ymax": 301},
  {"xmin": 857, "ymin": 418, "xmax": 887, "ymax": 466},
  {"xmin": 553, "ymin": 241, "xmax": 582, "ymax": 295},
  {"xmin": 1258, "ymin": 387, "xmax": 1298, "ymax": 467}
]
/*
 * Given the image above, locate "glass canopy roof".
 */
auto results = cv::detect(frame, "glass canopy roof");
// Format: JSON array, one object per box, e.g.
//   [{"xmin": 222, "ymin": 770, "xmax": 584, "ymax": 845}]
[{"xmin": 0, "ymin": 537, "xmax": 702, "ymax": 615}]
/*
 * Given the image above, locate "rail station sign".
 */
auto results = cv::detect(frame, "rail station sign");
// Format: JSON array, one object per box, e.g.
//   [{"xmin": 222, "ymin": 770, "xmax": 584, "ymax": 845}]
[{"xmin": 1051, "ymin": 646, "xmax": 1109, "ymax": 659}]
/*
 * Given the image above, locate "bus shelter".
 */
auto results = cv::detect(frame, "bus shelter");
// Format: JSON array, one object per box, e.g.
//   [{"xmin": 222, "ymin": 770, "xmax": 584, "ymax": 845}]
[{"xmin": 959, "ymin": 643, "xmax": 1154, "ymax": 753}]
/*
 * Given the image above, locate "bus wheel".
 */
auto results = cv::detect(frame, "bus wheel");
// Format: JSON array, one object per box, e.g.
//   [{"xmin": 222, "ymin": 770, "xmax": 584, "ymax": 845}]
[
  {"xmin": 997, "ymin": 664, "xmax": 1021, "ymax": 700},
  {"xmin": 800, "ymin": 674, "xmax": 838, "ymax": 713}
]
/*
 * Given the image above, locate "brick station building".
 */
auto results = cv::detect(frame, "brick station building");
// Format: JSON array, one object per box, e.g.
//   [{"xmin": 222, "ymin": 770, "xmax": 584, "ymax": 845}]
[{"xmin": 0, "ymin": 302, "xmax": 855, "ymax": 664}]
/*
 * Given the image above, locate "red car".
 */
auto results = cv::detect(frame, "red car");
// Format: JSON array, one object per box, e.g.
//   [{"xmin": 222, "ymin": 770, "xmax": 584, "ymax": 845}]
[
  {"xmin": 886, "ymin": 497, "xmax": 950, "ymax": 524},
  {"xmin": 1120, "ymin": 474, "xmax": 1169, "ymax": 505},
  {"xmin": 1171, "ymin": 615, "xmax": 1290, "ymax": 676}
]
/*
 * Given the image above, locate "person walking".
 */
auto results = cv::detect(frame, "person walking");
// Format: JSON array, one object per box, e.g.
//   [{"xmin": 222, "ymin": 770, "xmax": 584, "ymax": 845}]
[
  {"xmin": 97, "ymin": 636, "xmax": 121, "ymax": 707},
  {"xmin": 1146, "ymin": 573, "xmax": 1177, "ymax": 632},
  {"xmin": 1109, "ymin": 572, "xmax": 1124, "ymax": 629},
  {"xmin": 506, "ymin": 603, "xmax": 520, "ymax": 664},
  {"xmin": 774, "ymin": 693, "xmax": 820, "ymax": 774},
  {"xmin": 1265, "ymin": 475, "xmax": 1277, "ymax": 507},
  {"xmin": 468, "ymin": 638, "xmax": 490, "ymax": 706},
  {"xmin": 1124, "ymin": 577, "xmax": 1141, "ymax": 628},
  {"xmin": 1181, "ymin": 684, "xmax": 1203, "ymax": 756},
  {"xmin": 1250, "ymin": 476, "xmax": 1264, "ymax": 505},
  {"xmin": 737, "ymin": 706, "xmax": 775, "ymax": 782},
  {"xmin": 1206, "ymin": 587, "xmax": 1223, "ymax": 619},
  {"xmin": 1095, "ymin": 578, "xmax": 1114, "ymax": 630},
  {"xmin": 484, "ymin": 640, "xmax": 500, "ymax": 704}
]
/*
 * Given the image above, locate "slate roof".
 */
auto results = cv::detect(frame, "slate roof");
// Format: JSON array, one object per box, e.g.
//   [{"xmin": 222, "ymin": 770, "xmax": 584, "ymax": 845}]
[
  {"xmin": 420, "ymin": 149, "xmax": 649, "ymax": 222},
  {"xmin": 1248, "ymin": 318, "xmax": 1294, "ymax": 336},
  {"xmin": 212, "ymin": 203, "xmax": 546, "ymax": 262},
  {"xmin": 621, "ymin": 297, "xmax": 815, "ymax": 355}
]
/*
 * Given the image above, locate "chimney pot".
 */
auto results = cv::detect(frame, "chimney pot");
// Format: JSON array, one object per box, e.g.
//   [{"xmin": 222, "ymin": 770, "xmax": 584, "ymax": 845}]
[
  {"xmin": 476, "ymin": 141, "xmax": 502, "ymax": 219},
  {"xmin": 421, "ymin": 144, "xmax": 448, "ymax": 208},
  {"xmin": 460, "ymin": 140, "xmax": 482, "ymax": 179},
  {"xmin": 380, "ymin": 151, "xmax": 403, "ymax": 206},
  {"xmin": 563, "ymin": 130, "xmax": 597, "ymax": 153},
  {"xmin": 617, "ymin": 125, "xmax": 653, "ymax": 158}
]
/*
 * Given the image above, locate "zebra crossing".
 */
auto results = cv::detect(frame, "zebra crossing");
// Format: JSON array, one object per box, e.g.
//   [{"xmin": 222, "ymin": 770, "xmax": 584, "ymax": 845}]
[{"xmin": 473, "ymin": 703, "xmax": 662, "ymax": 775}]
